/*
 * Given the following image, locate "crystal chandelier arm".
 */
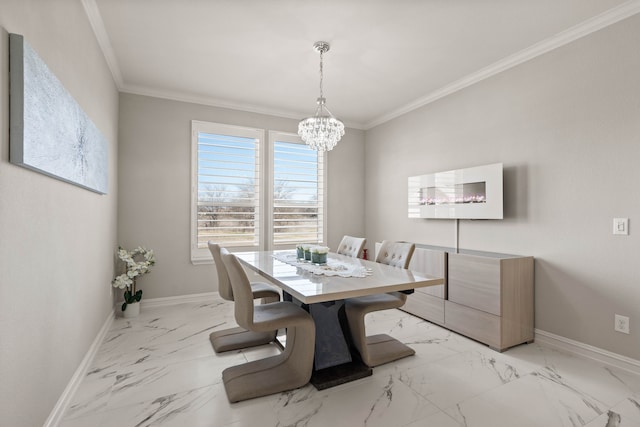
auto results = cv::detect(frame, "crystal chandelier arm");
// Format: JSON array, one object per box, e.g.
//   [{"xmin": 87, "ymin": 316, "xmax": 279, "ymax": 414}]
[{"xmin": 321, "ymin": 103, "xmax": 337, "ymax": 119}]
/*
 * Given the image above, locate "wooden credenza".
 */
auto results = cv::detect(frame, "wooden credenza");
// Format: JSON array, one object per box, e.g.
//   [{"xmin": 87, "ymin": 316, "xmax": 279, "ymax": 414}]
[
  {"xmin": 400, "ymin": 245, "xmax": 534, "ymax": 352},
  {"xmin": 402, "ymin": 246, "xmax": 448, "ymax": 326}
]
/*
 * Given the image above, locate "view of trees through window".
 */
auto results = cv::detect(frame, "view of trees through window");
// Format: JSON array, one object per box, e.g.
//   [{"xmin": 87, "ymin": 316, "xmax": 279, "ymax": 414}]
[
  {"xmin": 197, "ymin": 132, "xmax": 260, "ymax": 248},
  {"xmin": 272, "ymin": 140, "xmax": 324, "ymax": 246},
  {"xmin": 194, "ymin": 127, "xmax": 324, "ymax": 251}
]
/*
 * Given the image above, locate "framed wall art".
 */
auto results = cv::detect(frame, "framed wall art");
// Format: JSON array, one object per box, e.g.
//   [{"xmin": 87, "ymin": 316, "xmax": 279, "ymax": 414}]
[{"xmin": 9, "ymin": 33, "xmax": 108, "ymax": 194}]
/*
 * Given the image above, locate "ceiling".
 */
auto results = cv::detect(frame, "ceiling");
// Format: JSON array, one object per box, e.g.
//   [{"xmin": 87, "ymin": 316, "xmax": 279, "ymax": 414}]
[{"xmin": 86, "ymin": 0, "xmax": 636, "ymax": 129}]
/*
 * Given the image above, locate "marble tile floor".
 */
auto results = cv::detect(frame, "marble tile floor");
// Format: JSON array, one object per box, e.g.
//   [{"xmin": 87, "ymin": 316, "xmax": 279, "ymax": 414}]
[{"xmin": 59, "ymin": 297, "xmax": 640, "ymax": 427}]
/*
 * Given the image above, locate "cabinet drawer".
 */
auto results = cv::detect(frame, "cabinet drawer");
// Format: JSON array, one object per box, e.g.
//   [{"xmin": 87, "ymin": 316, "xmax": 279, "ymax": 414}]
[
  {"xmin": 408, "ymin": 248, "xmax": 447, "ymax": 298},
  {"xmin": 448, "ymin": 253, "xmax": 500, "ymax": 315},
  {"xmin": 402, "ymin": 291, "xmax": 444, "ymax": 324},
  {"xmin": 445, "ymin": 301, "xmax": 501, "ymax": 349}
]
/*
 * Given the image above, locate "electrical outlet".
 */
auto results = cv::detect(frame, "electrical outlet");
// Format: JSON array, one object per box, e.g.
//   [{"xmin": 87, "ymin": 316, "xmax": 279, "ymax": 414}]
[
  {"xmin": 614, "ymin": 314, "xmax": 630, "ymax": 334},
  {"xmin": 613, "ymin": 218, "xmax": 629, "ymax": 235}
]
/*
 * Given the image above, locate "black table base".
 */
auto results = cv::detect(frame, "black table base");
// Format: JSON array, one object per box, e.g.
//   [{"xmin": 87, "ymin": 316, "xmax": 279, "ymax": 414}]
[
  {"xmin": 310, "ymin": 361, "xmax": 372, "ymax": 390},
  {"xmin": 283, "ymin": 291, "xmax": 372, "ymax": 390}
]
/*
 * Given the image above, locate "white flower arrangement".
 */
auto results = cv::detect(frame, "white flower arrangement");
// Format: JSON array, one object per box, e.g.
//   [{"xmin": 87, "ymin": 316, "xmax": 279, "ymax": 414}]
[{"xmin": 112, "ymin": 246, "xmax": 155, "ymax": 311}]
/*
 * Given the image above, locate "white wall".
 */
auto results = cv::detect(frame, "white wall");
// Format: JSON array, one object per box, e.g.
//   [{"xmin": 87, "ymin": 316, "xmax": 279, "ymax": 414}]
[
  {"xmin": 0, "ymin": 1, "xmax": 119, "ymax": 426},
  {"xmin": 364, "ymin": 14, "xmax": 640, "ymax": 359},
  {"xmin": 117, "ymin": 93, "xmax": 365, "ymax": 299}
]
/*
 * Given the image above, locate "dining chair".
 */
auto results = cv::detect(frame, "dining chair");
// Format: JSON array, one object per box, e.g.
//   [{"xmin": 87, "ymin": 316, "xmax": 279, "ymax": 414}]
[
  {"xmin": 336, "ymin": 235, "xmax": 367, "ymax": 258},
  {"xmin": 208, "ymin": 242, "xmax": 281, "ymax": 353},
  {"xmin": 220, "ymin": 251, "xmax": 316, "ymax": 403},
  {"xmin": 345, "ymin": 240, "xmax": 416, "ymax": 367}
]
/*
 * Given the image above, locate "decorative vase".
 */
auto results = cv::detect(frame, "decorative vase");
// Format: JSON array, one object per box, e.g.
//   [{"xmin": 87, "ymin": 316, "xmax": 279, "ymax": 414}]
[
  {"xmin": 311, "ymin": 246, "xmax": 329, "ymax": 264},
  {"xmin": 311, "ymin": 251, "xmax": 327, "ymax": 264},
  {"xmin": 123, "ymin": 301, "xmax": 140, "ymax": 318}
]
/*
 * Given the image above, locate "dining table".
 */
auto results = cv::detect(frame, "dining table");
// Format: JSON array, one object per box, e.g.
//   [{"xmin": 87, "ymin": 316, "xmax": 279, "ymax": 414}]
[{"xmin": 234, "ymin": 250, "xmax": 445, "ymax": 389}]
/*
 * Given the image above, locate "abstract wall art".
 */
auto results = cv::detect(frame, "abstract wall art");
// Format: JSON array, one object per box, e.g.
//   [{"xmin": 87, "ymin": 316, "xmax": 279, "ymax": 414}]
[{"xmin": 9, "ymin": 33, "xmax": 108, "ymax": 194}]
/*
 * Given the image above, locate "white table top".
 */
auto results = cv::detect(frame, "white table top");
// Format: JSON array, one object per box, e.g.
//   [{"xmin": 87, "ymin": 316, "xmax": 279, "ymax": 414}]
[{"xmin": 235, "ymin": 250, "xmax": 445, "ymax": 304}]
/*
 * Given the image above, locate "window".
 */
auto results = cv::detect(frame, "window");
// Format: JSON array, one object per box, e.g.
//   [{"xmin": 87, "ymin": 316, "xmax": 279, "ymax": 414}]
[
  {"xmin": 191, "ymin": 122, "xmax": 326, "ymax": 262},
  {"xmin": 191, "ymin": 121, "xmax": 263, "ymax": 261},
  {"xmin": 269, "ymin": 131, "xmax": 325, "ymax": 249}
]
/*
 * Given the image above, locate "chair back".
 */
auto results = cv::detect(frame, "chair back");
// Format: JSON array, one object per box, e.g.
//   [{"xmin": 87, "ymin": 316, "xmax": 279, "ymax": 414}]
[
  {"xmin": 375, "ymin": 240, "xmax": 415, "ymax": 269},
  {"xmin": 336, "ymin": 235, "xmax": 367, "ymax": 258},
  {"xmin": 208, "ymin": 241, "xmax": 234, "ymax": 301},
  {"xmin": 221, "ymin": 251, "xmax": 255, "ymax": 330}
]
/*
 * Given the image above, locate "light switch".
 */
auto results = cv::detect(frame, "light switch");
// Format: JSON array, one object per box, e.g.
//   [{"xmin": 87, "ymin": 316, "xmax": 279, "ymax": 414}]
[{"xmin": 613, "ymin": 218, "xmax": 629, "ymax": 235}]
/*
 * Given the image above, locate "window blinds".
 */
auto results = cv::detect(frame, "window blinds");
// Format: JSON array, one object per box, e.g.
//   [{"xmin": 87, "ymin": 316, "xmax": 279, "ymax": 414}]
[
  {"xmin": 196, "ymin": 132, "xmax": 260, "ymax": 248},
  {"xmin": 272, "ymin": 140, "xmax": 324, "ymax": 246}
]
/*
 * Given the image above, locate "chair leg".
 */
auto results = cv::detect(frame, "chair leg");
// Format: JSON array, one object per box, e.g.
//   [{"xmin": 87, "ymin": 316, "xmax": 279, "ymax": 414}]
[
  {"xmin": 346, "ymin": 306, "xmax": 415, "ymax": 368},
  {"xmin": 363, "ymin": 334, "xmax": 415, "ymax": 367},
  {"xmin": 211, "ymin": 290, "xmax": 280, "ymax": 353},
  {"xmin": 222, "ymin": 320, "xmax": 315, "ymax": 403},
  {"xmin": 209, "ymin": 327, "xmax": 277, "ymax": 353}
]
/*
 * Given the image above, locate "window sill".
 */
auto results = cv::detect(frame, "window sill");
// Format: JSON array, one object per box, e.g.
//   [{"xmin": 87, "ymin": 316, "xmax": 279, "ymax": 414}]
[{"xmin": 191, "ymin": 257, "xmax": 213, "ymax": 265}]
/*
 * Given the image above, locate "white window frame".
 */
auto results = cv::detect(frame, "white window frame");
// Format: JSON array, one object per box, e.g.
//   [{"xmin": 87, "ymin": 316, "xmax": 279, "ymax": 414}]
[
  {"xmin": 267, "ymin": 131, "xmax": 327, "ymax": 250},
  {"xmin": 191, "ymin": 120, "xmax": 265, "ymax": 263},
  {"xmin": 190, "ymin": 123, "xmax": 327, "ymax": 263}
]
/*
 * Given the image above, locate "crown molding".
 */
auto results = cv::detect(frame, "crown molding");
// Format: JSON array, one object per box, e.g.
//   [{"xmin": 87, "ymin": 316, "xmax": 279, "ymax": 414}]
[
  {"xmin": 120, "ymin": 83, "xmax": 367, "ymax": 130},
  {"xmin": 83, "ymin": 0, "xmax": 640, "ymax": 132},
  {"xmin": 80, "ymin": 0, "xmax": 365, "ymax": 129},
  {"xmin": 81, "ymin": 0, "xmax": 123, "ymax": 88},
  {"xmin": 364, "ymin": 0, "xmax": 640, "ymax": 129}
]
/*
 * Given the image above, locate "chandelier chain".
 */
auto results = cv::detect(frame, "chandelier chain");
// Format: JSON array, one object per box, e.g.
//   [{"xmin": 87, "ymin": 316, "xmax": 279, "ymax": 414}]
[{"xmin": 319, "ymin": 49, "xmax": 324, "ymax": 100}]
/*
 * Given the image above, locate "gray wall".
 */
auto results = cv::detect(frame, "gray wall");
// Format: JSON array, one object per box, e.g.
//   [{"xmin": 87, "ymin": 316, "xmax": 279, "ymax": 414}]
[
  {"xmin": 0, "ymin": 1, "xmax": 119, "ymax": 426},
  {"xmin": 364, "ymin": 15, "xmax": 640, "ymax": 359},
  {"xmin": 118, "ymin": 93, "xmax": 365, "ymax": 299}
]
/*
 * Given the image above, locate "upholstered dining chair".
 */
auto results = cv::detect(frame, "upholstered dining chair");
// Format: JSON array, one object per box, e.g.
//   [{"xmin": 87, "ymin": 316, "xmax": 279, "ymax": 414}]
[
  {"xmin": 336, "ymin": 235, "xmax": 367, "ymax": 258},
  {"xmin": 221, "ymin": 251, "xmax": 316, "ymax": 403},
  {"xmin": 345, "ymin": 240, "xmax": 416, "ymax": 367},
  {"xmin": 208, "ymin": 242, "xmax": 280, "ymax": 353}
]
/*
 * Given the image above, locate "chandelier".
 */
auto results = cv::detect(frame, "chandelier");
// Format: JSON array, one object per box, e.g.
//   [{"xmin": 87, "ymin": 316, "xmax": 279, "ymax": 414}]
[{"xmin": 298, "ymin": 41, "xmax": 345, "ymax": 152}]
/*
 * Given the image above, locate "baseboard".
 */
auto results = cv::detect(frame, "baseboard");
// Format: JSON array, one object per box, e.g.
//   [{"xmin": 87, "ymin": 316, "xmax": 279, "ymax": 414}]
[
  {"xmin": 140, "ymin": 291, "xmax": 218, "ymax": 308},
  {"xmin": 535, "ymin": 329, "xmax": 640, "ymax": 375},
  {"xmin": 43, "ymin": 309, "xmax": 115, "ymax": 427},
  {"xmin": 113, "ymin": 292, "xmax": 220, "ymax": 315}
]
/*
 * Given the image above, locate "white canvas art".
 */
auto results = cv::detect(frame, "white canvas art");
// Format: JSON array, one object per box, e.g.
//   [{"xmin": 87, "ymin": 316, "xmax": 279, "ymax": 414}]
[{"xmin": 9, "ymin": 33, "xmax": 108, "ymax": 194}]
